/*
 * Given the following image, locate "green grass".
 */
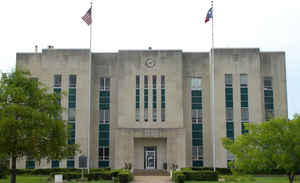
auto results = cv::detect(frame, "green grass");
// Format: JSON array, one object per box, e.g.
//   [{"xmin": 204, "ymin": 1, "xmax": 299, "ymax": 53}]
[
  {"xmin": 0, "ymin": 175, "xmax": 112, "ymax": 183},
  {"xmin": 185, "ymin": 176, "xmax": 300, "ymax": 183}
]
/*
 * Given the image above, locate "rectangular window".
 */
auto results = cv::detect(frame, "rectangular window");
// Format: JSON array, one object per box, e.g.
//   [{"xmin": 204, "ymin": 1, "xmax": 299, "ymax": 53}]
[
  {"xmin": 225, "ymin": 74, "xmax": 232, "ymax": 87},
  {"xmin": 51, "ymin": 160, "xmax": 59, "ymax": 168},
  {"xmin": 192, "ymin": 146, "xmax": 203, "ymax": 160},
  {"xmin": 191, "ymin": 78, "xmax": 202, "ymax": 124},
  {"xmin": 99, "ymin": 147, "xmax": 109, "ymax": 160},
  {"xmin": 144, "ymin": 76, "xmax": 148, "ymax": 121},
  {"xmin": 240, "ymin": 74, "xmax": 248, "ymax": 87},
  {"xmin": 161, "ymin": 75, "xmax": 165, "ymax": 122},
  {"xmin": 136, "ymin": 76, "xmax": 140, "ymax": 121},
  {"xmin": 54, "ymin": 74, "xmax": 62, "ymax": 87},
  {"xmin": 225, "ymin": 74, "xmax": 235, "ymax": 143},
  {"xmin": 68, "ymin": 122, "xmax": 76, "ymax": 144},
  {"xmin": 68, "ymin": 108, "xmax": 76, "ymax": 121},
  {"xmin": 25, "ymin": 159, "xmax": 35, "ymax": 169},
  {"xmin": 67, "ymin": 158, "xmax": 75, "ymax": 168},
  {"xmin": 240, "ymin": 74, "xmax": 249, "ymax": 134},
  {"xmin": 153, "ymin": 75, "xmax": 157, "ymax": 122},
  {"xmin": 264, "ymin": 77, "xmax": 274, "ymax": 121},
  {"xmin": 69, "ymin": 75, "xmax": 76, "ymax": 88}
]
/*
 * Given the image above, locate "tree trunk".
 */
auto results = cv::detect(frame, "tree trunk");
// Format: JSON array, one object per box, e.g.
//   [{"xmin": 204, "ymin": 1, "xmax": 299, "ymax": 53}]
[
  {"xmin": 10, "ymin": 156, "xmax": 16, "ymax": 183},
  {"xmin": 288, "ymin": 172, "xmax": 295, "ymax": 183}
]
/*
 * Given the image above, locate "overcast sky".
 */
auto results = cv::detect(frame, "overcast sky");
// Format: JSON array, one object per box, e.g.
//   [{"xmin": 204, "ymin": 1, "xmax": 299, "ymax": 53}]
[{"xmin": 0, "ymin": 0, "xmax": 299, "ymax": 118}]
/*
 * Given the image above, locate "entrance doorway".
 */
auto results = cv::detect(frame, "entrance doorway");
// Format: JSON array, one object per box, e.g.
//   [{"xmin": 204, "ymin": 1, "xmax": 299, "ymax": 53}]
[{"xmin": 144, "ymin": 146, "xmax": 157, "ymax": 169}]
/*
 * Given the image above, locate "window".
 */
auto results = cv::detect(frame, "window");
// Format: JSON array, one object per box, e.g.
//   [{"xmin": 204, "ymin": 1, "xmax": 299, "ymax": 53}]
[
  {"xmin": 264, "ymin": 77, "xmax": 274, "ymax": 121},
  {"xmin": 240, "ymin": 74, "xmax": 248, "ymax": 87},
  {"xmin": 192, "ymin": 109, "xmax": 203, "ymax": 123},
  {"xmin": 225, "ymin": 74, "xmax": 232, "ymax": 87},
  {"xmin": 51, "ymin": 160, "xmax": 59, "ymax": 168},
  {"xmin": 54, "ymin": 74, "xmax": 62, "ymax": 87},
  {"xmin": 241, "ymin": 107, "xmax": 249, "ymax": 122},
  {"xmin": 99, "ymin": 147, "xmax": 109, "ymax": 160},
  {"xmin": 226, "ymin": 108, "xmax": 233, "ymax": 122},
  {"xmin": 192, "ymin": 146, "xmax": 203, "ymax": 160},
  {"xmin": 68, "ymin": 108, "xmax": 76, "ymax": 121},
  {"xmin": 69, "ymin": 75, "xmax": 76, "ymax": 88},
  {"xmin": 26, "ymin": 159, "xmax": 35, "ymax": 169},
  {"xmin": 144, "ymin": 76, "xmax": 148, "ymax": 121},
  {"xmin": 67, "ymin": 157, "xmax": 74, "ymax": 168},
  {"xmin": 68, "ymin": 122, "xmax": 76, "ymax": 144},
  {"xmin": 136, "ymin": 76, "xmax": 140, "ymax": 121},
  {"xmin": 161, "ymin": 76, "xmax": 166, "ymax": 122},
  {"xmin": 226, "ymin": 122, "xmax": 234, "ymax": 140},
  {"xmin": 153, "ymin": 75, "xmax": 157, "ymax": 122}
]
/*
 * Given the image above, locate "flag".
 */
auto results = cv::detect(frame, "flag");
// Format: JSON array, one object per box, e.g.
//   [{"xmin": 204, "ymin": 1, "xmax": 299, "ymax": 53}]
[
  {"xmin": 205, "ymin": 7, "xmax": 213, "ymax": 23},
  {"xmin": 82, "ymin": 7, "xmax": 92, "ymax": 25}
]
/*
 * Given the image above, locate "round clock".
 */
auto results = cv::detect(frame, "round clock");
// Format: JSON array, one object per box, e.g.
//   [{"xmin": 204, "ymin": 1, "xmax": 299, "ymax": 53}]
[{"xmin": 145, "ymin": 58, "xmax": 156, "ymax": 68}]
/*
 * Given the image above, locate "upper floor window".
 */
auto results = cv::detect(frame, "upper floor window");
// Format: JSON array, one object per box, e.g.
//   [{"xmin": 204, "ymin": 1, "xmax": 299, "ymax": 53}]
[
  {"xmin": 69, "ymin": 75, "xmax": 77, "ymax": 88},
  {"xmin": 240, "ymin": 74, "xmax": 248, "ymax": 88},
  {"xmin": 100, "ymin": 78, "xmax": 110, "ymax": 91},
  {"xmin": 54, "ymin": 74, "xmax": 62, "ymax": 87},
  {"xmin": 264, "ymin": 77, "xmax": 272, "ymax": 90}
]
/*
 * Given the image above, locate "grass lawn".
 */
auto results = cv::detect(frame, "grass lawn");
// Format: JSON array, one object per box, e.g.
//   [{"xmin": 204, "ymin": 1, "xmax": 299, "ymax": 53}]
[
  {"xmin": 185, "ymin": 176, "xmax": 300, "ymax": 183},
  {"xmin": 0, "ymin": 176, "xmax": 112, "ymax": 183}
]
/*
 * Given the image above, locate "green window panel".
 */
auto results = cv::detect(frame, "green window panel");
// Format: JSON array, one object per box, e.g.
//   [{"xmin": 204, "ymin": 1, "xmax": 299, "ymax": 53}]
[
  {"xmin": 99, "ymin": 124, "xmax": 110, "ymax": 130},
  {"xmin": 226, "ymin": 122, "xmax": 234, "ymax": 140},
  {"xmin": 144, "ymin": 90, "xmax": 148, "ymax": 95},
  {"xmin": 226, "ymin": 94, "xmax": 233, "ymax": 100},
  {"xmin": 191, "ymin": 90, "xmax": 202, "ymax": 96},
  {"xmin": 226, "ymin": 101, "xmax": 233, "ymax": 107},
  {"xmin": 100, "ymin": 91, "xmax": 110, "ymax": 96},
  {"xmin": 69, "ymin": 88, "xmax": 76, "ymax": 95},
  {"xmin": 136, "ymin": 103, "xmax": 140, "ymax": 108},
  {"xmin": 241, "ymin": 95, "xmax": 248, "ymax": 100},
  {"xmin": 192, "ymin": 132, "xmax": 202, "ymax": 139},
  {"xmin": 192, "ymin": 97, "xmax": 202, "ymax": 103},
  {"xmin": 99, "ymin": 140, "xmax": 109, "ymax": 146},
  {"xmin": 144, "ymin": 96, "xmax": 148, "ymax": 101},
  {"xmin": 54, "ymin": 88, "xmax": 61, "ymax": 94},
  {"xmin": 240, "ymin": 88, "xmax": 248, "ymax": 94},
  {"xmin": 153, "ymin": 103, "xmax": 157, "ymax": 108},
  {"xmin": 51, "ymin": 160, "xmax": 59, "ymax": 168},
  {"xmin": 153, "ymin": 89, "xmax": 157, "ymax": 95},
  {"xmin": 161, "ymin": 95, "xmax": 165, "ymax": 102},
  {"xmin": 69, "ymin": 102, "xmax": 76, "ymax": 108},
  {"xmin": 192, "ymin": 104, "xmax": 202, "ymax": 109},
  {"xmin": 153, "ymin": 96, "xmax": 157, "ymax": 101},
  {"xmin": 26, "ymin": 160, "xmax": 35, "ymax": 169},
  {"xmin": 144, "ymin": 103, "xmax": 148, "ymax": 108},
  {"xmin": 192, "ymin": 160, "xmax": 203, "ymax": 167},
  {"xmin": 161, "ymin": 103, "xmax": 165, "ymax": 108},
  {"xmin": 192, "ymin": 139, "xmax": 203, "ymax": 146},
  {"xmin": 264, "ymin": 90, "xmax": 273, "ymax": 97},
  {"xmin": 265, "ymin": 104, "xmax": 274, "ymax": 109},
  {"xmin": 99, "ymin": 104, "xmax": 110, "ymax": 110},
  {"xmin": 161, "ymin": 89, "xmax": 165, "ymax": 96},
  {"xmin": 241, "ymin": 102, "xmax": 248, "ymax": 108},
  {"xmin": 99, "ymin": 132, "xmax": 110, "ymax": 139},
  {"xmin": 69, "ymin": 95, "xmax": 76, "ymax": 101},
  {"xmin": 264, "ymin": 97, "xmax": 274, "ymax": 103},
  {"xmin": 99, "ymin": 160, "xmax": 109, "ymax": 168},
  {"xmin": 99, "ymin": 97, "xmax": 110, "ymax": 103},
  {"xmin": 67, "ymin": 159, "xmax": 75, "ymax": 168},
  {"xmin": 225, "ymin": 88, "xmax": 233, "ymax": 93},
  {"xmin": 192, "ymin": 124, "xmax": 203, "ymax": 130},
  {"xmin": 136, "ymin": 96, "xmax": 140, "ymax": 101},
  {"xmin": 241, "ymin": 122, "xmax": 248, "ymax": 134},
  {"xmin": 136, "ymin": 89, "xmax": 140, "ymax": 95}
]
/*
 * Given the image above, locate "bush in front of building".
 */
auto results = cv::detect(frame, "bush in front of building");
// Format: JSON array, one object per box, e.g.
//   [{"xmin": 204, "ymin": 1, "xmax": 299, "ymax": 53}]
[
  {"xmin": 173, "ymin": 169, "xmax": 218, "ymax": 182},
  {"xmin": 0, "ymin": 166, "xmax": 8, "ymax": 179},
  {"xmin": 181, "ymin": 167, "xmax": 232, "ymax": 175}
]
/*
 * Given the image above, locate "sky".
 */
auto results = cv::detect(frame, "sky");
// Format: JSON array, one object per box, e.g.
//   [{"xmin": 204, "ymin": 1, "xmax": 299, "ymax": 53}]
[{"xmin": 0, "ymin": 0, "xmax": 299, "ymax": 118}]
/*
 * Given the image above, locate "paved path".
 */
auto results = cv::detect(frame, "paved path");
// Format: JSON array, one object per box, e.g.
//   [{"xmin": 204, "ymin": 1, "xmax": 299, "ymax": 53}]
[{"xmin": 131, "ymin": 176, "xmax": 172, "ymax": 183}]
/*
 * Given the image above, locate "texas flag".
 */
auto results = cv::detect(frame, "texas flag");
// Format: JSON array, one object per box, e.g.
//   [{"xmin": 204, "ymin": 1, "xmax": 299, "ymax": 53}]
[{"xmin": 205, "ymin": 8, "xmax": 213, "ymax": 23}]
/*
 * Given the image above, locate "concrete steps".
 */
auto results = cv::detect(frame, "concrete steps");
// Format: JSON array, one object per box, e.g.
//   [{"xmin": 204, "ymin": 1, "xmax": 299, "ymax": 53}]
[{"xmin": 133, "ymin": 169, "xmax": 170, "ymax": 176}]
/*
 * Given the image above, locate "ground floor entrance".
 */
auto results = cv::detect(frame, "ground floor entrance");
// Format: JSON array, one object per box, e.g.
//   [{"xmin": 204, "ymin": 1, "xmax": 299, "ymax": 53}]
[
  {"xmin": 134, "ymin": 138, "xmax": 167, "ymax": 170},
  {"xmin": 144, "ymin": 146, "xmax": 157, "ymax": 169}
]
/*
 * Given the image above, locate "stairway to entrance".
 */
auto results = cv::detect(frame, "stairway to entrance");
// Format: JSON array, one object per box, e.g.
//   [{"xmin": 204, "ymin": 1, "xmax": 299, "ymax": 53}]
[{"xmin": 133, "ymin": 169, "xmax": 170, "ymax": 176}]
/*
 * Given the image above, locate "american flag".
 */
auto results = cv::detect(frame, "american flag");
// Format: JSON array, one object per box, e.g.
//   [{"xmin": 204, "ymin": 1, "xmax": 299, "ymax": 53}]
[{"xmin": 82, "ymin": 7, "xmax": 92, "ymax": 25}]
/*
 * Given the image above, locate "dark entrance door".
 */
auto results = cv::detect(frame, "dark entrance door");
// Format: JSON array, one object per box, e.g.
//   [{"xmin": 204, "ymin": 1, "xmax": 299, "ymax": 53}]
[{"xmin": 144, "ymin": 146, "xmax": 157, "ymax": 169}]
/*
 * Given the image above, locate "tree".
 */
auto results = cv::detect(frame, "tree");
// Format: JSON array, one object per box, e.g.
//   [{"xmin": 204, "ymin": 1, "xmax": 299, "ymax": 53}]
[
  {"xmin": 222, "ymin": 115, "xmax": 300, "ymax": 183},
  {"xmin": 0, "ymin": 69, "xmax": 79, "ymax": 183}
]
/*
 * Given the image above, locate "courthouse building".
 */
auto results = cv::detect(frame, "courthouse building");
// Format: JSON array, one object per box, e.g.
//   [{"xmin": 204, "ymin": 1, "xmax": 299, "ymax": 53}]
[{"xmin": 15, "ymin": 47, "xmax": 288, "ymax": 169}]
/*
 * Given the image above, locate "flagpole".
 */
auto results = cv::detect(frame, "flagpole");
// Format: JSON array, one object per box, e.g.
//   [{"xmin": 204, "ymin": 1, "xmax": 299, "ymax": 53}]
[
  {"xmin": 210, "ymin": 0, "xmax": 216, "ymax": 172},
  {"xmin": 87, "ymin": 1, "xmax": 93, "ymax": 174}
]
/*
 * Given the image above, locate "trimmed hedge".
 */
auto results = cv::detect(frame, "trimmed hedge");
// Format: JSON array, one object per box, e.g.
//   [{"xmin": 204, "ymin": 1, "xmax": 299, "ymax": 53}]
[
  {"xmin": 181, "ymin": 167, "xmax": 232, "ymax": 175},
  {"xmin": 173, "ymin": 169, "xmax": 218, "ymax": 182},
  {"xmin": 50, "ymin": 169, "xmax": 132, "ymax": 183}
]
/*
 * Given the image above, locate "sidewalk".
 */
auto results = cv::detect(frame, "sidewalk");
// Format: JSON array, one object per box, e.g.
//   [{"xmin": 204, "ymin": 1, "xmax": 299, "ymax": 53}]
[{"xmin": 131, "ymin": 176, "xmax": 172, "ymax": 183}]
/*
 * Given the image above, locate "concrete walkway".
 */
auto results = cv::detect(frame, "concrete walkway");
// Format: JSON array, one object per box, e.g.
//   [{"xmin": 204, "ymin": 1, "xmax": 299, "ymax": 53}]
[{"xmin": 131, "ymin": 176, "xmax": 172, "ymax": 183}]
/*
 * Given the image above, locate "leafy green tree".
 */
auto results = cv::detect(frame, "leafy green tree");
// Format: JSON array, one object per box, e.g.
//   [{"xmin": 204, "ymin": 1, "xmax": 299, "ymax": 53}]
[
  {"xmin": 222, "ymin": 115, "xmax": 300, "ymax": 183},
  {"xmin": 0, "ymin": 70, "xmax": 79, "ymax": 183}
]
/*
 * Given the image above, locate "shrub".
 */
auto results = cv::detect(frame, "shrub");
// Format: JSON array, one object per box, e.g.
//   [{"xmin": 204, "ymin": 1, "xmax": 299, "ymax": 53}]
[
  {"xmin": 0, "ymin": 166, "xmax": 8, "ymax": 179},
  {"xmin": 119, "ymin": 172, "xmax": 129, "ymax": 183},
  {"xmin": 176, "ymin": 173, "xmax": 185, "ymax": 183}
]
